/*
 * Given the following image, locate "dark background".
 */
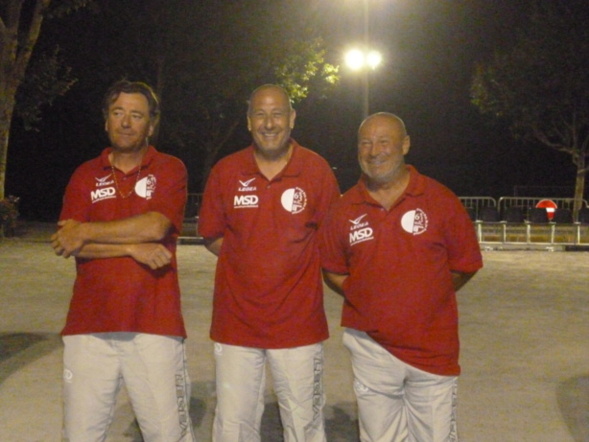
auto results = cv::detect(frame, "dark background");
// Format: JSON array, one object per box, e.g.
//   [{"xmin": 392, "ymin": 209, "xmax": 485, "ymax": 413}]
[{"xmin": 5, "ymin": 0, "xmax": 579, "ymax": 221}]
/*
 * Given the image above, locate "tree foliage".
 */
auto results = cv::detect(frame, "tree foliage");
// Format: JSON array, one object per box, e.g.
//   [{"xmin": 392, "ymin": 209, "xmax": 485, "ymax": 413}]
[
  {"xmin": 0, "ymin": 0, "xmax": 91, "ymax": 199},
  {"xmin": 471, "ymin": 0, "xmax": 589, "ymax": 213},
  {"xmin": 53, "ymin": 0, "xmax": 339, "ymax": 191},
  {"xmin": 2, "ymin": 0, "xmax": 339, "ymax": 206},
  {"xmin": 158, "ymin": 0, "xmax": 339, "ymax": 190}
]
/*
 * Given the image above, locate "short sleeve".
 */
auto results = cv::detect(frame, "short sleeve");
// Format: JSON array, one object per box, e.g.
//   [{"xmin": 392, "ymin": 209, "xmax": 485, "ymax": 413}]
[{"xmin": 198, "ymin": 164, "xmax": 226, "ymax": 239}]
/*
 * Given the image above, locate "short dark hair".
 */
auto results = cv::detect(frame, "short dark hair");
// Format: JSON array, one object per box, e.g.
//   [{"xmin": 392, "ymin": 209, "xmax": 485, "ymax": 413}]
[{"xmin": 102, "ymin": 80, "xmax": 160, "ymax": 126}]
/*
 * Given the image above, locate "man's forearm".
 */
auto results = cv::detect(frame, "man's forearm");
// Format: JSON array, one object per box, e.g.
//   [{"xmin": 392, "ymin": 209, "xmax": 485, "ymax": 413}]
[
  {"xmin": 75, "ymin": 243, "xmax": 132, "ymax": 259},
  {"xmin": 75, "ymin": 242, "xmax": 173, "ymax": 269},
  {"xmin": 323, "ymin": 270, "xmax": 348, "ymax": 297},
  {"xmin": 52, "ymin": 212, "xmax": 173, "ymax": 258},
  {"xmin": 204, "ymin": 237, "xmax": 223, "ymax": 256},
  {"xmin": 452, "ymin": 270, "xmax": 477, "ymax": 292},
  {"xmin": 78, "ymin": 212, "xmax": 172, "ymax": 244}
]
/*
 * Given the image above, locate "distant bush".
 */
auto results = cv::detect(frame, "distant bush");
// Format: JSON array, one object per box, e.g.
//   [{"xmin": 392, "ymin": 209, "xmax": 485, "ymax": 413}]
[{"xmin": 0, "ymin": 196, "xmax": 20, "ymax": 237}]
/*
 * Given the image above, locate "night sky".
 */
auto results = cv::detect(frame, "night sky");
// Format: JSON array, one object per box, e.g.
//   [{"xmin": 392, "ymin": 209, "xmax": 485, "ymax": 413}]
[{"xmin": 5, "ymin": 0, "xmax": 581, "ymax": 221}]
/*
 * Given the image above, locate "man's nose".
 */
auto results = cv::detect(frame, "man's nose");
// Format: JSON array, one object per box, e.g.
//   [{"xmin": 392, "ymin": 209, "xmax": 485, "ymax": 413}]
[
  {"xmin": 368, "ymin": 141, "xmax": 382, "ymax": 156},
  {"xmin": 263, "ymin": 115, "xmax": 275, "ymax": 129},
  {"xmin": 121, "ymin": 114, "xmax": 132, "ymax": 127}
]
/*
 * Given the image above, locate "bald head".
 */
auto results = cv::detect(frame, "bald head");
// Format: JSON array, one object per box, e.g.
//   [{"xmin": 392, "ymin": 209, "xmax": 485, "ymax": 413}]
[
  {"xmin": 359, "ymin": 112, "xmax": 407, "ymax": 138},
  {"xmin": 247, "ymin": 84, "xmax": 293, "ymax": 115}
]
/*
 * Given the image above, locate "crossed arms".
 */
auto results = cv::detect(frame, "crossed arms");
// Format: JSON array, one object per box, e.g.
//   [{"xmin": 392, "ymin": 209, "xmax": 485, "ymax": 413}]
[{"xmin": 51, "ymin": 212, "xmax": 173, "ymax": 270}]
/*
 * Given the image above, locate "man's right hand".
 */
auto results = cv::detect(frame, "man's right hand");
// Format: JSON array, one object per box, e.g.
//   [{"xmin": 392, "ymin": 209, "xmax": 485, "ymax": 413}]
[{"xmin": 128, "ymin": 243, "xmax": 172, "ymax": 269}]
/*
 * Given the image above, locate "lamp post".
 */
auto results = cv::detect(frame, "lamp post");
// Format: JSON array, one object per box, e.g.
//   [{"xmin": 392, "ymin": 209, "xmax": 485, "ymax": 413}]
[
  {"xmin": 344, "ymin": 0, "xmax": 382, "ymax": 118},
  {"xmin": 345, "ymin": 48, "xmax": 382, "ymax": 118}
]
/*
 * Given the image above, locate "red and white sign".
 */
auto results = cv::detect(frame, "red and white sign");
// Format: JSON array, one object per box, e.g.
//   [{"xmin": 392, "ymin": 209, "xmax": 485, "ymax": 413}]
[{"xmin": 536, "ymin": 199, "xmax": 557, "ymax": 220}]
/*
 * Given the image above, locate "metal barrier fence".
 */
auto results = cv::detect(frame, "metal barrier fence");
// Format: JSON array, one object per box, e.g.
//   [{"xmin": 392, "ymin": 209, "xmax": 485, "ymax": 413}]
[
  {"xmin": 458, "ymin": 196, "xmax": 589, "ymax": 246},
  {"xmin": 184, "ymin": 194, "xmax": 589, "ymax": 245},
  {"xmin": 185, "ymin": 193, "xmax": 203, "ymax": 220},
  {"xmin": 497, "ymin": 196, "xmax": 587, "ymax": 218},
  {"xmin": 458, "ymin": 196, "xmax": 497, "ymax": 221}
]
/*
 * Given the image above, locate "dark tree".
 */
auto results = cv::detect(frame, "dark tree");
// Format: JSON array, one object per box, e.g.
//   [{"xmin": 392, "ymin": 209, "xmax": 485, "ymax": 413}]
[
  {"xmin": 471, "ymin": 0, "xmax": 589, "ymax": 214},
  {"xmin": 56, "ymin": 0, "xmax": 338, "ymax": 191},
  {"xmin": 0, "ymin": 0, "xmax": 91, "ymax": 199}
]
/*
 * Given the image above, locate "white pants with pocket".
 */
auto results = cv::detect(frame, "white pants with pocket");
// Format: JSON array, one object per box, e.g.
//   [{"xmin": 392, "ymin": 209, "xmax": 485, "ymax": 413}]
[
  {"xmin": 62, "ymin": 332, "xmax": 195, "ymax": 442},
  {"xmin": 343, "ymin": 328, "xmax": 458, "ymax": 442},
  {"xmin": 212, "ymin": 342, "xmax": 326, "ymax": 442}
]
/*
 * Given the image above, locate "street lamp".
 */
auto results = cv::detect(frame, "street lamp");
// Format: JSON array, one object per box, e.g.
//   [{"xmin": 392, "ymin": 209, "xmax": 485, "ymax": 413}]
[
  {"xmin": 345, "ymin": 49, "xmax": 382, "ymax": 71},
  {"xmin": 344, "ymin": 0, "xmax": 382, "ymax": 119},
  {"xmin": 345, "ymin": 48, "xmax": 382, "ymax": 118}
]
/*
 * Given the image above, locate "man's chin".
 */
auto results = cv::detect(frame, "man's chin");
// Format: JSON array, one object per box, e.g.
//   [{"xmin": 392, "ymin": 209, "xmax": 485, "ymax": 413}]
[
  {"xmin": 254, "ymin": 143, "xmax": 290, "ymax": 160},
  {"xmin": 363, "ymin": 171, "xmax": 395, "ymax": 187},
  {"xmin": 111, "ymin": 143, "xmax": 147, "ymax": 152}
]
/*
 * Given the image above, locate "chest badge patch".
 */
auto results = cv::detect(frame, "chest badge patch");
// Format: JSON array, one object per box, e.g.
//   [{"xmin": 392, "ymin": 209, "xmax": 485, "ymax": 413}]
[
  {"xmin": 401, "ymin": 209, "xmax": 428, "ymax": 235},
  {"xmin": 135, "ymin": 174, "xmax": 157, "ymax": 200},
  {"xmin": 281, "ymin": 187, "xmax": 307, "ymax": 214},
  {"xmin": 349, "ymin": 213, "xmax": 373, "ymax": 245}
]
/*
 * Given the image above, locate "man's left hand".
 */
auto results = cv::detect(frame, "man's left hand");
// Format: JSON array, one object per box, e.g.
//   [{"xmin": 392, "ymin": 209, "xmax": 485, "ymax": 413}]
[{"xmin": 51, "ymin": 219, "xmax": 86, "ymax": 258}]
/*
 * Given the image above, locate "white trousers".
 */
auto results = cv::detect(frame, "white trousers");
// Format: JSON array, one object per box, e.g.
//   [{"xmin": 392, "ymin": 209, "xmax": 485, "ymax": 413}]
[
  {"xmin": 62, "ymin": 333, "xmax": 195, "ymax": 442},
  {"xmin": 212, "ymin": 342, "xmax": 326, "ymax": 442},
  {"xmin": 343, "ymin": 329, "xmax": 458, "ymax": 442}
]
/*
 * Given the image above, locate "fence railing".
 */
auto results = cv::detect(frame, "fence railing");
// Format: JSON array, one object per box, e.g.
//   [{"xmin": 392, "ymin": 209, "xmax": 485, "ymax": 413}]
[
  {"xmin": 459, "ymin": 196, "xmax": 589, "ymax": 246},
  {"xmin": 497, "ymin": 196, "xmax": 586, "ymax": 217},
  {"xmin": 185, "ymin": 193, "xmax": 203, "ymax": 220},
  {"xmin": 182, "ymin": 194, "xmax": 589, "ymax": 245}
]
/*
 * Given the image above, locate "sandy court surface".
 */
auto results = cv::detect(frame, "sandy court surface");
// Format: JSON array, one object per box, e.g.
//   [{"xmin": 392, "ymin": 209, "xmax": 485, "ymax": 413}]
[{"xmin": 0, "ymin": 222, "xmax": 587, "ymax": 441}]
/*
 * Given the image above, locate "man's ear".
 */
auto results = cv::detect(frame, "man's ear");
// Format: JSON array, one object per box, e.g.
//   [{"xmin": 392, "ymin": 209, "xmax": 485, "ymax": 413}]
[{"xmin": 402, "ymin": 135, "xmax": 411, "ymax": 155}]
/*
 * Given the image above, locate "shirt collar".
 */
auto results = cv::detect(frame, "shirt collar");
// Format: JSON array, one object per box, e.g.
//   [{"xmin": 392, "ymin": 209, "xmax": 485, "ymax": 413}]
[
  {"xmin": 351, "ymin": 165, "xmax": 425, "ymax": 205},
  {"xmin": 100, "ymin": 145, "xmax": 157, "ymax": 172}
]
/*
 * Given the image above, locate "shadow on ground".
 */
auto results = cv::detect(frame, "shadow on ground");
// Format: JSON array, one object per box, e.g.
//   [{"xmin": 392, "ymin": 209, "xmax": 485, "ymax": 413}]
[
  {"xmin": 0, "ymin": 333, "xmax": 62, "ymax": 384},
  {"xmin": 0, "ymin": 333, "xmax": 359, "ymax": 440},
  {"xmin": 557, "ymin": 375, "xmax": 589, "ymax": 442},
  {"xmin": 259, "ymin": 401, "xmax": 359, "ymax": 441},
  {"xmin": 121, "ymin": 391, "xmax": 359, "ymax": 441}
]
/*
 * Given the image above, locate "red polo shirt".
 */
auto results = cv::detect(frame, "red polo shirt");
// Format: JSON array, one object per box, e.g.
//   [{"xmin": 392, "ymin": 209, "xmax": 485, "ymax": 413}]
[
  {"xmin": 320, "ymin": 166, "xmax": 482, "ymax": 375},
  {"xmin": 198, "ymin": 140, "xmax": 340, "ymax": 348},
  {"xmin": 60, "ymin": 146, "xmax": 188, "ymax": 338}
]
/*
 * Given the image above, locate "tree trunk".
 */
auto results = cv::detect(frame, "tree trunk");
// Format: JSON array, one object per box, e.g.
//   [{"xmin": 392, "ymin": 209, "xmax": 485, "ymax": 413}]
[
  {"xmin": 0, "ymin": 94, "xmax": 17, "ymax": 201},
  {"xmin": 199, "ymin": 117, "xmax": 241, "ymax": 190},
  {"xmin": 0, "ymin": 0, "xmax": 52, "ymax": 200},
  {"xmin": 573, "ymin": 154, "xmax": 586, "ymax": 218}
]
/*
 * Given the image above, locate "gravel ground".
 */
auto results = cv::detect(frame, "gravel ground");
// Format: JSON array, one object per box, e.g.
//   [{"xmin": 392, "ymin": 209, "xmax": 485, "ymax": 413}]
[{"xmin": 0, "ymin": 222, "xmax": 587, "ymax": 441}]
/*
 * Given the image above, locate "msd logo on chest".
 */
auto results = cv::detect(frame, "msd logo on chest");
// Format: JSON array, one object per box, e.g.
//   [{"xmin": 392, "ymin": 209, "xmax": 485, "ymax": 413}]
[
  {"xmin": 348, "ymin": 214, "xmax": 374, "ymax": 245},
  {"xmin": 91, "ymin": 187, "xmax": 116, "ymax": 203},
  {"xmin": 234, "ymin": 194, "xmax": 259, "ymax": 208}
]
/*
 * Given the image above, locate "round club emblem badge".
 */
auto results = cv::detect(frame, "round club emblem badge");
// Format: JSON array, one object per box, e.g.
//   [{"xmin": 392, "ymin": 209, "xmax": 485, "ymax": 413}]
[{"xmin": 281, "ymin": 187, "xmax": 307, "ymax": 214}]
